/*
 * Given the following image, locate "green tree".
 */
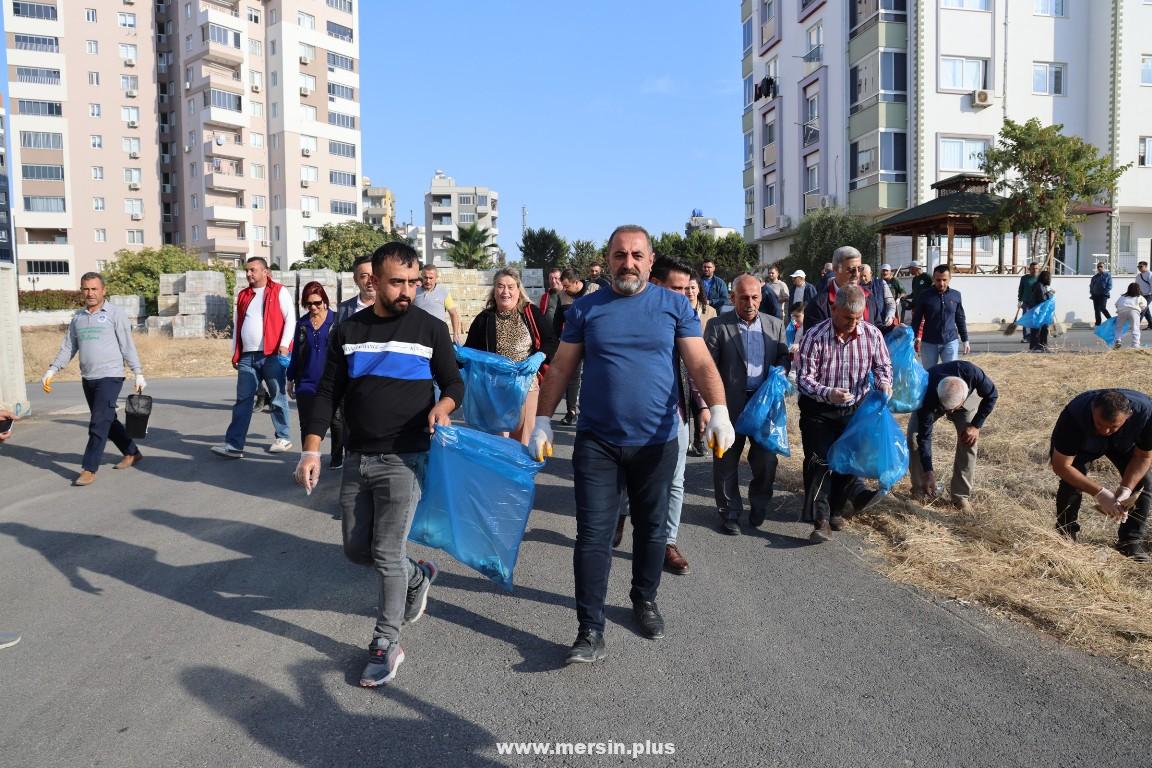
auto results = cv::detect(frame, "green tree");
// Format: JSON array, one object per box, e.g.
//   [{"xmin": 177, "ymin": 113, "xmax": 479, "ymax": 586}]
[
  {"xmin": 102, "ymin": 245, "xmax": 234, "ymax": 314},
  {"xmin": 292, "ymin": 221, "xmax": 401, "ymax": 271},
  {"xmin": 711, "ymin": 232, "xmax": 758, "ymax": 281},
  {"xmin": 567, "ymin": 239, "xmax": 603, "ymax": 275},
  {"xmin": 651, "ymin": 232, "xmax": 687, "ymax": 263},
  {"xmin": 979, "ymin": 118, "xmax": 1129, "ymax": 270},
  {"xmin": 519, "ymin": 227, "xmax": 570, "ymax": 269},
  {"xmin": 783, "ymin": 208, "xmax": 878, "ymax": 280},
  {"xmin": 444, "ymin": 223, "xmax": 499, "ymax": 269}
]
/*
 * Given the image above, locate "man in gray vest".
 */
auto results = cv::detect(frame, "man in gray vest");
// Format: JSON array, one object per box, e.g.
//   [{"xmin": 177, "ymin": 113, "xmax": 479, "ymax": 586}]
[{"xmin": 413, "ymin": 264, "xmax": 461, "ymax": 343}]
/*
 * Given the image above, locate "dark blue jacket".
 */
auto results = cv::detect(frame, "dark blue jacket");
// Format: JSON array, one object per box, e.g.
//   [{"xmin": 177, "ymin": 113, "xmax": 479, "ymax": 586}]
[
  {"xmin": 912, "ymin": 287, "xmax": 968, "ymax": 345},
  {"xmin": 1089, "ymin": 271, "xmax": 1112, "ymax": 298},
  {"xmin": 914, "ymin": 361, "xmax": 998, "ymax": 472},
  {"xmin": 286, "ymin": 311, "xmax": 336, "ymax": 395},
  {"xmin": 802, "ymin": 280, "xmax": 886, "ymax": 332},
  {"xmin": 336, "ymin": 295, "xmax": 369, "ymax": 324},
  {"xmin": 759, "ymin": 286, "xmax": 781, "ymax": 319},
  {"xmin": 702, "ymin": 275, "xmax": 729, "ymax": 311}
]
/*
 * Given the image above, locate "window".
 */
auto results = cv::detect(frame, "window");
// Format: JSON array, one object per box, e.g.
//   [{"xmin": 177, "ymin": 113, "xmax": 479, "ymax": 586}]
[
  {"xmin": 881, "ymin": 51, "xmax": 908, "ymax": 98},
  {"xmin": 14, "ymin": 34, "xmax": 60, "ymax": 53},
  {"xmin": 304, "ymin": 226, "xmax": 319, "ymax": 242},
  {"xmin": 299, "ymin": 73, "xmax": 317, "ymax": 91},
  {"xmin": 119, "ymin": 43, "xmax": 138, "ymax": 61},
  {"xmin": 1138, "ymin": 137, "xmax": 1152, "ymax": 167},
  {"xmin": 743, "ymin": 132, "xmax": 754, "ymax": 166},
  {"xmin": 300, "ymin": 135, "xmax": 318, "ymax": 153},
  {"xmin": 1032, "ymin": 62, "xmax": 1066, "ymax": 95},
  {"xmin": 91, "ymin": 166, "xmax": 104, "ymax": 180},
  {"xmin": 121, "ymin": 107, "xmax": 140, "ymax": 123},
  {"xmin": 1142, "ymin": 56, "xmax": 1152, "ymax": 86},
  {"xmin": 328, "ymin": 111, "xmax": 355, "ymax": 129},
  {"xmin": 327, "ymin": 21, "xmax": 353, "ymax": 42},
  {"xmin": 1034, "ymin": 0, "xmax": 1065, "ymax": 15},
  {"xmin": 851, "ymin": 0, "xmax": 906, "ymax": 28},
  {"xmin": 249, "ymin": 70, "xmax": 264, "ymax": 88},
  {"xmin": 459, "ymin": 194, "xmax": 475, "ymax": 205},
  {"xmin": 191, "ymin": 225, "xmax": 200, "ymax": 242},
  {"xmin": 329, "ymin": 140, "xmax": 356, "ymax": 158},
  {"xmin": 253, "ymin": 225, "xmax": 267, "ymax": 241},
  {"xmin": 298, "ymin": 11, "xmax": 315, "ymax": 29},
  {"xmin": 300, "ymin": 42, "xmax": 316, "ymax": 61},
  {"xmin": 247, "ymin": 7, "xmax": 260, "ymax": 23},
  {"xmin": 91, "ymin": 135, "xmax": 103, "ymax": 149},
  {"xmin": 880, "ymin": 131, "xmax": 907, "ymax": 181},
  {"xmin": 330, "ymin": 170, "xmax": 356, "ymax": 186},
  {"xmin": 805, "ymin": 23, "xmax": 823, "ymax": 59},
  {"xmin": 93, "ymin": 197, "xmax": 106, "ymax": 211},
  {"xmin": 17, "ymin": 67, "xmax": 62, "ymax": 85},
  {"xmin": 270, "ymin": 71, "xmax": 279, "ymax": 86},
  {"xmin": 124, "ymin": 168, "xmax": 142, "ymax": 183},
  {"xmin": 190, "ymin": 193, "xmax": 199, "ymax": 209},
  {"xmin": 328, "ymin": 82, "xmax": 355, "ymax": 100},
  {"xmin": 804, "ymin": 95, "xmax": 820, "ymax": 145},
  {"xmin": 249, "ymin": 38, "xmax": 263, "ymax": 56},
  {"xmin": 250, "ymin": 163, "xmax": 265, "ymax": 179},
  {"xmin": 742, "ymin": 18, "xmax": 753, "ymax": 55},
  {"xmin": 301, "ymin": 196, "xmax": 319, "ymax": 213},
  {"xmin": 124, "ymin": 199, "xmax": 143, "ymax": 216},
  {"xmin": 804, "ymin": 162, "xmax": 819, "ymax": 194},
  {"xmin": 327, "ymin": 0, "xmax": 353, "ymax": 11},
  {"xmin": 250, "ymin": 132, "xmax": 265, "ymax": 148},
  {"xmin": 249, "ymin": 101, "xmax": 264, "ymax": 117},
  {"xmin": 270, "ymin": 103, "xmax": 279, "ymax": 118},
  {"xmin": 12, "ymin": 2, "xmax": 58, "ymax": 20},
  {"xmin": 94, "ymin": 230, "xmax": 107, "ymax": 243},
  {"xmin": 24, "ymin": 197, "xmax": 67, "ymax": 213},
  {"xmin": 940, "ymin": 136, "xmax": 989, "ymax": 171},
  {"xmin": 763, "ymin": 180, "xmax": 776, "ymax": 208},
  {"xmin": 18, "ymin": 100, "xmax": 63, "ymax": 117},
  {"xmin": 88, "ymin": 71, "xmax": 101, "ymax": 86},
  {"xmin": 269, "ymin": 40, "xmax": 276, "ymax": 55},
  {"xmin": 26, "ymin": 260, "xmax": 70, "ymax": 274},
  {"xmin": 122, "ymin": 137, "xmax": 141, "ymax": 154},
  {"xmin": 85, "ymin": 8, "xmax": 97, "ymax": 22},
  {"xmin": 22, "ymin": 164, "xmax": 65, "ymax": 181},
  {"xmin": 743, "ymin": 74, "xmax": 754, "ymax": 108},
  {"xmin": 327, "ymin": 52, "xmax": 354, "ymax": 71},
  {"xmin": 744, "ymin": 188, "xmax": 754, "ymax": 225},
  {"xmin": 331, "ymin": 200, "xmax": 358, "ymax": 216},
  {"xmin": 942, "ymin": 0, "xmax": 989, "ymax": 8},
  {"xmin": 300, "ymin": 166, "xmax": 319, "ymax": 181},
  {"xmin": 206, "ymin": 89, "xmax": 243, "ymax": 112},
  {"xmin": 127, "ymin": 230, "xmax": 144, "ymax": 245},
  {"xmin": 121, "ymin": 75, "xmax": 139, "ymax": 91},
  {"xmin": 206, "ymin": 24, "xmax": 241, "ymax": 49},
  {"xmin": 459, "ymin": 212, "xmax": 477, "ymax": 224},
  {"xmin": 761, "ymin": 116, "xmax": 776, "ymax": 150},
  {"xmin": 301, "ymin": 104, "xmax": 317, "ymax": 121},
  {"xmin": 86, "ymin": 39, "xmax": 99, "ymax": 54},
  {"xmin": 251, "ymin": 195, "xmax": 266, "ymax": 209},
  {"xmin": 118, "ymin": 12, "xmax": 136, "ymax": 28},
  {"xmin": 940, "ymin": 56, "xmax": 988, "ymax": 90},
  {"xmin": 21, "ymin": 131, "xmax": 64, "ymax": 150}
]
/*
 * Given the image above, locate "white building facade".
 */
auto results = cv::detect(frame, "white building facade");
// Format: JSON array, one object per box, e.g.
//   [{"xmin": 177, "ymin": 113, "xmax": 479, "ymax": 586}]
[{"xmin": 423, "ymin": 170, "xmax": 499, "ymax": 268}]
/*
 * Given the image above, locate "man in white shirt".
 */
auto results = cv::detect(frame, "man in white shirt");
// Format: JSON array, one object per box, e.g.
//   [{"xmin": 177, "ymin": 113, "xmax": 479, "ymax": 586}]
[
  {"xmin": 213, "ymin": 257, "xmax": 295, "ymax": 458},
  {"xmin": 1136, "ymin": 261, "xmax": 1152, "ymax": 330}
]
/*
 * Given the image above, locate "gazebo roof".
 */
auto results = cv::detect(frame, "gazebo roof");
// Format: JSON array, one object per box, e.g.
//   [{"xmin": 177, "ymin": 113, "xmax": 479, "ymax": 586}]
[{"xmin": 876, "ymin": 191, "xmax": 1005, "ymax": 237}]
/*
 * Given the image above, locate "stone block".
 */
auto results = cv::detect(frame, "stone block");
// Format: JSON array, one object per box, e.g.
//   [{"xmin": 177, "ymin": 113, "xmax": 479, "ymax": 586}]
[
  {"xmin": 172, "ymin": 314, "xmax": 206, "ymax": 339},
  {"xmin": 160, "ymin": 273, "xmax": 186, "ymax": 295},
  {"xmin": 157, "ymin": 295, "xmax": 180, "ymax": 317},
  {"xmin": 108, "ymin": 295, "xmax": 145, "ymax": 317},
  {"xmin": 184, "ymin": 270, "xmax": 226, "ymax": 295}
]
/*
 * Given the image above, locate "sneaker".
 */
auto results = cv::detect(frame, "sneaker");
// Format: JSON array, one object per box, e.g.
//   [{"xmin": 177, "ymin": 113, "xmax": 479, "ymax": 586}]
[
  {"xmin": 632, "ymin": 600, "xmax": 665, "ymax": 639},
  {"xmin": 328, "ymin": 459, "xmax": 344, "ymax": 471},
  {"xmin": 0, "ymin": 632, "xmax": 20, "ymax": 650},
  {"xmin": 211, "ymin": 444, "xmax": 244, "ymax": 459},
  {"xmin": 359, "ymin": 638, "xmax": 405, "ymax": 687},
  {"xmin": 404, "ymin": 560, "xmax": 438, "ymax": 624},
  {"xmin": 1116, "ymin": 540, "xmax": 1151, "ymax": 564},
  {"xmin": 268, "ymin": 438, "xmax": 293, "ymax": 453},
  {"xmin": 565, "ymin": 629, "xmax": 607, "ymax": 664},
  {"xmin": 560, "ymin": 411, "xmax": 577, "ymax": 426}
]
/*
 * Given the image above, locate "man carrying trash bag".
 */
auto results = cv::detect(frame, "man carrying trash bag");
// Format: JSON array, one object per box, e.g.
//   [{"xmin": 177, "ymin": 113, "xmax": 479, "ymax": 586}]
[
  {"xmin": 294, "ymin": 242, "xmax": 464, "ymax": 687},
  {"xmin": 796, "ymin": 283, "xmax": 892, "ymax": 543},
  {"xmin": 530, "ymin": 225, "xmax": 734, "ymax": 665}
]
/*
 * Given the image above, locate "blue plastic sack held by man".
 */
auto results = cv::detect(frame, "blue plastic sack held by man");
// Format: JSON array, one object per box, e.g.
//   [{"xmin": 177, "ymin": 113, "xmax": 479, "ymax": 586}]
[
  {"xmin": 827, "ymin": 390, "xmax": 909, "ymax": 492},
  {"xmin": 455, "ymin": 346, "xmax": 546, "ymax": 433},
  {"xmin": 733, "ymin": 366, "xmax": 791, "ymax": 456}
]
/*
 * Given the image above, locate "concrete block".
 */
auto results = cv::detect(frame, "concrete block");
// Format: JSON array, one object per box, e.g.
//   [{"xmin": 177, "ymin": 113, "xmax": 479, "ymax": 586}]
[
  {"xmin": 160, "ymin": 273, "xmax": 186, "ymax": 295},
  {"xmin": 172, "ymin": 314, "xmax": 206, "ymax": 339},
  {"xmin": 157, "ymin": 295, "xmax": 180, "ymax": 317},
  {"xmin": 179, "ymin": 292, "xmax": 231, "ymax": 317},
  {"xmin": 145, "ymin": 316, "xmax": 174, "ymax": 337},
  {"xmin": 108, "ymin": 295, "xmax": 145, "ymax": 317},
  {"xmin": 184, "ymin": 270, "xmax": 226, "ymax": 295}
]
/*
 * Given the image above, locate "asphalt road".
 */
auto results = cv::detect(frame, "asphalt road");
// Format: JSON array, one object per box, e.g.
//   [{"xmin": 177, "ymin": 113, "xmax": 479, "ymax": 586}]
[{"xmin": 1, "ymin": 377, "xmax": 1150, "ymax": 767}]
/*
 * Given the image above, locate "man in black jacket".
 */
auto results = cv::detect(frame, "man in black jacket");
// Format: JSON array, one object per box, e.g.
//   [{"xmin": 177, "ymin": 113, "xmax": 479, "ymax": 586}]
[
  {"xmin": 337, "ymin": 254, "xmax": 376, "ymax": 323},
  {"xmin": 295, "ymin": 242, "xmax": 464, "ymax": 687}
]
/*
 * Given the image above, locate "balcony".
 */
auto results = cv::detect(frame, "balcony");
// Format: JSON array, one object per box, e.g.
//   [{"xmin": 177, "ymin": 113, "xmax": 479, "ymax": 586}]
[
  {"xmin": 202, "ymin": 106, "xmax": 246, "ymax": 128},
  {"xmin": 802, "ymin": 44, "xmax": 823, "ymax": 76},
  {"xmin": 206, "ymin": 172, "xmax": 245, "ymax": 191},
  {"xmin": 204, "ymin": 237, "xmax": 249, "ymax": 255},
  {"xmin": 205, "ymin": 204, "xmax": 250, "ymax": 224},
  {"xmin": 802, "ymin": 122, "xmax": 821, "ymax": 147},
  {"xmin": 188, "ymin": 36, "xmax": 245, "ymax": 67},
  {"xmin": 762, "ymin": 143, "xmax": 777, "ymax": 167},
  {"xmin": 761, "ymin": 205, "xmax": 778, "ymax": 229},
  {"xmin": 804, "ymin": 193, "xmax": 834, "ymax": 212},
  {"xmin": 204, "ymin": 136, "xmax": 245, "ymax": 159}
]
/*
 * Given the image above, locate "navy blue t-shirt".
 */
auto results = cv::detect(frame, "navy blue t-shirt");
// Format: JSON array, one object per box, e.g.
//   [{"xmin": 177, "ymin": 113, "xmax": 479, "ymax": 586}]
[
  {"xmin": 561, "ymin": 284, "xmax": 701, "ymax": 446},
  {"xmin": 1050, "ymin": 389, "xmax": 1152, "ymax": 457}
]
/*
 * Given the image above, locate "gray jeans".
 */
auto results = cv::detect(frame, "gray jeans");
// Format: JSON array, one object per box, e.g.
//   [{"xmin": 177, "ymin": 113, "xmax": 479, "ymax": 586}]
[
  {"xmin": 907, "ymin": 391, "xmax": 979, "ymax": 500},
  {"xmin": 340, "ymin": 451, "xmax": 427, "ymax": 642}
]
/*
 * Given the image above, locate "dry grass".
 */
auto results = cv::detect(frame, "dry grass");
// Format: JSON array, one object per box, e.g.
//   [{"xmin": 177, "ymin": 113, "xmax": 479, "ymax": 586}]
[
  {"xmin": 21, "ymin": 327, "xmax": 236, "ymax": 382},
  {"xmin": 773, "ymin": 350, "xmax": 1152, "ymax": 669}
]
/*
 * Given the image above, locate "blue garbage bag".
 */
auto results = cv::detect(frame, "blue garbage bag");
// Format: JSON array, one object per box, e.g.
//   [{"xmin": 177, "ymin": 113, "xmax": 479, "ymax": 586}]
[
  {"xmin": 1017, "ymin": 297, "xmax": 1055, "ymax": 329},
  {"xmin": 827, "ymin": 391, "xmax": 909, "ymax": 492},
  {"xmin": 455, "ymin": 346, "xmax": 546, "ymax": 433},
  {"xmin": 884, "ymin": 325, "xmax": 928, "ymax": 414},
  {"xmin": 785, "ymin": 323, "xmax": 797, "ymax": 348},
  {"xmin": 409, "ymin": 425, "xmax": 544, "ymax": 591},
  {"xmin": 1094, "ymin": 316, "xmax": 1132, "ymax": 347},
  {"xmin": 733, "ymin": 366, "xmax": 791, "ymax": 456}
]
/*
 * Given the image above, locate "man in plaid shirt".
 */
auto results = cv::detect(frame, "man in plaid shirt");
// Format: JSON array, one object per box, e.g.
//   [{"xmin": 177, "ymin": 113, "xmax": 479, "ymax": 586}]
[{"xmin": 797, "ymin": 283, "xmax": 893, "ymax": 542}]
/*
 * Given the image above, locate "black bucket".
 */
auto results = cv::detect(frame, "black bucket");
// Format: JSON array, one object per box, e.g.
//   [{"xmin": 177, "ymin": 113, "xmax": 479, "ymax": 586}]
[{"xmin": 124, "ymin": 394, "xmax": 153, "ymax": 440}]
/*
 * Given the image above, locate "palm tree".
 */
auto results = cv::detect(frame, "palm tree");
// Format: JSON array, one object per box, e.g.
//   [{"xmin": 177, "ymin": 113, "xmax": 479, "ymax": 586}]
[{"xmin": 443, "ymin": 223, "xmax": 499, "ymax": 269}]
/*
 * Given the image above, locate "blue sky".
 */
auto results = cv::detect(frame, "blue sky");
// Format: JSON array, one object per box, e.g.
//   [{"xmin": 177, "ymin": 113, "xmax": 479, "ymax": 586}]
[{"xmin": 359, "ymin": 2, "xmax": 744, "ymax": 257}]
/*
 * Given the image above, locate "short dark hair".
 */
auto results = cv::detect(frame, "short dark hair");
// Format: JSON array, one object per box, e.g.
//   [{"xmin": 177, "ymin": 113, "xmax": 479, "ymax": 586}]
[
  {"xmin": 79, "ymin": 271, "xmax": 104, "ymax": 286},
  {"xmin": 651, "ymin": 255, "xmax": 693, "ymax": 283},
  {"xmin": 300, "ymin": 280, "xmax": 331, "ymax": 308},
  {"xmin": 790, "ymin": 302, "xmax": 805, "ymax": 313},
  {"xmin": 560, "ymin": 268, "xmax": 581, "ymax": 283},
  {"xmin": 1140, "ymin": 261, "xmax": 1149, "ymax": 269},
  {"xmin": 246, "ymin": 256, "xmax": 269, "ymax": 270},
  {"xmin": 371, "ymin": 242, "xmax": 419, "ymax": 273},
  {"xmin": 1093, "ymin": 390, "xmax": 1134, "ymax": 421},
  {"xmin": 352, "ymin": 254, "xmax": 373, "ymax": 268},
  {"xmin": 933, "ymin": 264, "xmax": 950, "ymax": 276},
  {"xmin": 701, "ymin": 258, "xmax": 715, "ymax": 266}
]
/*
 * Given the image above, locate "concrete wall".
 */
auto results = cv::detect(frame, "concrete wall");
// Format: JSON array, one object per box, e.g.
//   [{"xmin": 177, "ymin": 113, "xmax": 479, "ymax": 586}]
[
  {"xmin": 0, "ymin": 265, "xmax": 30, "ymax": 415},
  {"xmin": 903, "ymin": 273, "xmax": 1122, "ymax": 326}
]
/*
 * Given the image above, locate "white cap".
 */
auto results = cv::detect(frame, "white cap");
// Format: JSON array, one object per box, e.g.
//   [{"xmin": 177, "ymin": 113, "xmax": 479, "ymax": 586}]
[
  {"xmin": 909, "ymin": 261, "xmax": 923, "ymax": 268},
  {"xmin": 790, "ymin": 270, "xmax": 806, "ymax": 278},
  {"xmin": 880, "ymin": 263, "xmax": 893, "ymax": 271}
]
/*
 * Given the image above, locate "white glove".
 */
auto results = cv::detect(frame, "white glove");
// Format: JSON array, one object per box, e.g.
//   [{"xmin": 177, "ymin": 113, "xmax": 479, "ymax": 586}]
[
  {"xmin": 294, "ymin": 451, "xmax": 321, "ymax": 495},
  {"xmin": 41, "ymin": 369, "xmax": 56, "ymax": 392},
  {"xmin": 530, "ymin": 416, "xmax": 554, "ymax": 462},
  {"xmin": 1095, "ymin": 488, "xmax": 1125, "ymax": 522},
  {"xmin": 703, "ymin": 404, "xmax": 735, "ymax": 458},
  {"xmin": 1114, "ymin": 486, "xmax": 1133, "ymax": 523},
  {"xmin": 135, "ymin": 374, "xmax": 147, "ymax": 392}
]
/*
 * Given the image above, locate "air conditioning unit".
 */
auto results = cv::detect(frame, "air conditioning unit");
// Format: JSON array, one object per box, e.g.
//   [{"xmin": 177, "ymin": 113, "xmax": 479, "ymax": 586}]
[
  {"xmin": 302, "ymin": 210, "xmax": 312, "ymax": 218},
  {"xmin": 251, "ymin": 83, "xmax": 261, "ymax": 93},
  {"xmin": 299, "ymin": 86, "xmax": 310, "ymax": 96},
  {"xmin": 124, "ymin": 58, "xmax": 136, "ymax": 67},
  {"xmin": 819, "ymin": 195, "xmax": 836, "ymax": 208},
  {"xmin": 301, "ymin": 148, "xmax": 312, "ymax": 157},
  {"xmin": 260, "ymin": 239, "xmax": 270, "ymax": 247},
  {"xmin": 215, "ymin": 135, "xmax": 225, "ymax": 146},
  {"xmin": 184, "ymin": 81, "xmax": 192, "ymax": 91},
  {"xmin": 300, "ymin": 180, "xmax": 310, "ymax": 188},
  {"xmin": 971, "ymin": 89, "xmax": 994, "ymax": 108},
  {"xmin": 858, "ymin": 160, "xmax": 872, "ymax": 174},
  {"xmin": 124, "ymin": 0, "xmax": 136, "ymax": 5},
  {"xmin": 129, "ymin": 151, "xmax": 140, "ymax": 159},
  {"xmin": 126, "ymin": 89, "xmax": 138, "ymax": 98},
  {"xmin": 777, "ymin": 214, "xmax": 792, "ymax": 230},
  {"xmin": 184, "ymin": 144, "xmax": 192, "ymax": 153},
  {"xmin": 128, "ymin": 182, "xmax": 141, "ymax": 190},
  {"xmin": 299, "ymin": 56, "xmax": 312, "ymax": 65},
  {"xmin": 131, "ymin": 213, "xmax": 143, "ymax": 221},
  {"xmin": 127, "ymin": 120, "xmax": 140, "ymax": 128}
]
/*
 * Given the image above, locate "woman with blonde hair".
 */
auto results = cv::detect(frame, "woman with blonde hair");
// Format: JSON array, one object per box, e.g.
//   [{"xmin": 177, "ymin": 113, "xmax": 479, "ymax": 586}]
[{"xmin": 464, "ymin": 268, "xmax": 557, "ymax": 444}]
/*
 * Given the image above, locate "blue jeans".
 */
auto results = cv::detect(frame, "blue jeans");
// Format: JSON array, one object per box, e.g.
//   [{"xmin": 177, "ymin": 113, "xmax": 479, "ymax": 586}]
[
  {"xmin": 225, "ymin": 352, "xmax": 290, "ymax": 449},
  {"xmin": 919, "ymin": 339, "xmax": 959, "ymax": 369},
  {"xmin": 81, "ymin": 377, "xmax": 137, "ymax": 473},
  {"xmin": 665, "ymin": 418, "xmax": 690, "ymax": 544},
  {"xmin": 572, "ymin": 433, "xmax": 679, "ymax": 633}
]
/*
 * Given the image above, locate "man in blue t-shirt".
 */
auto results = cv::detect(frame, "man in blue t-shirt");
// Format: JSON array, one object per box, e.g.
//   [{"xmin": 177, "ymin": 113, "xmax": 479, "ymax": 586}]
[
  {"xmin": 1050, "ymin": 389, "xmax": 1152, "ymax": 562},
  {"xmin": 531, "ymin": 225, "xmax": 735, "ymax": 664}
]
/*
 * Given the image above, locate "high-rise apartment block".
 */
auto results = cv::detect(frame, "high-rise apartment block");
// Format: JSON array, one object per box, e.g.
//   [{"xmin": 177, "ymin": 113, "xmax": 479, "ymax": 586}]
[
  {"xmin": 424, "ymin": 170, "xmax": 499, "ymax": 268},
  {"xmin": 0, "ymin": 103, "xmax": 13, "ymax": 266},
  {"xmin": 4, "ymin": 0, "xmax": 364, "ymax": 289},
  {"xmin": 362, "ymin": 180, "xmax": 394, "ymax": 231},
  {"xmin": 741, "ymin": 0, "xmax": 1152, "ymax": 270}
]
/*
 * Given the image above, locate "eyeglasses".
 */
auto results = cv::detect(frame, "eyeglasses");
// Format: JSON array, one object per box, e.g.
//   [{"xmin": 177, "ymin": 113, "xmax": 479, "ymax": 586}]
[
  {"xmin": 843, "ymin": 266, "xmax": 863, "ymax": 274},
  {"xmin": 304, "ymin": 301, "xmax": 324, "ymax": 307}
]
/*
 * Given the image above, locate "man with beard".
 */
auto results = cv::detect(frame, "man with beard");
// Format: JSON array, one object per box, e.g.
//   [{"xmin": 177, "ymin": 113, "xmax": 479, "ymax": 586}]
[
  {"xmin": 295, "ymin": 242, "xmax": 463, "ymax": 686},
  {"xmin": 531, "ymin": 225, "xmax": 734, "ymax": 664}
]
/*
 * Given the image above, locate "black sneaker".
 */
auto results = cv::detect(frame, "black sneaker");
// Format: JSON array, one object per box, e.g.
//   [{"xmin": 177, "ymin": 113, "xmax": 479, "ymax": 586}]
[
  {"xmin": 360, "ymin": 638, "xmax": 405, "ymax": 687},
  {"xmin": 560, "ymin": 411, "xmax": 577, "ymax": 426},
  {"xmin": 1116, "ymin": 540, "xmax": 1151, "ymax": 564},
  {"xmin": 328, "ymin": 459, "xmax": 343, "ymax": 471},
  {"xmin": 632, "ymin": 600, "xmax": 665, "ymax": 639},
  {"xmin": 404, "ymin": 560, "xmax": 438, "ymax": 624},
  {"xmin": 565, "ymin": 629, "xmax": 607, "ymax": 664}
]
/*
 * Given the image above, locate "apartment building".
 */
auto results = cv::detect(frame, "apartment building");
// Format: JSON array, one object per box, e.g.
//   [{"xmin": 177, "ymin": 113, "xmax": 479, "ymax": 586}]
[
  {"xmin": 361, "ymin": 180, "xmax": 394, "ymax": 230},
  {"xmin": 741, "ymin": 0, "xmax": 1152, "ymax": 272},
  {"xmin": 0, "ymin": 103, "xmax": 13, "ymax": 266},
  {"xmin": 4, "ymin": 0, "xmax": 364, "ymax": 289},
  {"xmin": 423, "ymin": 170, "xmax": 499, "ymax": 268}
]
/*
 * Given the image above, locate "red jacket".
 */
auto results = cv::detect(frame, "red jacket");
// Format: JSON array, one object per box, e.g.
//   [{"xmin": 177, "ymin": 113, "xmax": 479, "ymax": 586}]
[{"xmin": 232, "ymin": 279, "xmax": 291, "ymax": 364}]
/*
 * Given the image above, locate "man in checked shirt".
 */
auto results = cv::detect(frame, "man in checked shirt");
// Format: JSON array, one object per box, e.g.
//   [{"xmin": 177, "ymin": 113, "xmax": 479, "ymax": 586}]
[{"xmin": 796, "ymin": 283, "xmax": 893, "ymax": 543}]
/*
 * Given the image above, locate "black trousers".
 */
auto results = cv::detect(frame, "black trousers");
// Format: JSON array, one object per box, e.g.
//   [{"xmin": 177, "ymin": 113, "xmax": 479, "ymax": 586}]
[
  {"xmin": 1055, "ymin": 449, "xmax": 1151, "ymax": 543},
  {"xmin": 713, "ymin": 432, "xmax": 777, "ymax": 522},
  {"xmin": 798, "ymin": 396, "xmax": 867, "ymax": 524},
  {"xmin": 1092, "ymin": 296, "xmax": 1112, "ymax": 326},
  {"xmin": 295, "ymin": 391, "xmax": 344, "ymax": 463}
]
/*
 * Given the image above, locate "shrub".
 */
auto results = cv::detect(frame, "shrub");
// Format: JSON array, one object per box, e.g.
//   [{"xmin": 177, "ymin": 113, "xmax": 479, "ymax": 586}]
[{"xmin": 17, "ymin": 290, "xmax": 82, "ymax": 311}]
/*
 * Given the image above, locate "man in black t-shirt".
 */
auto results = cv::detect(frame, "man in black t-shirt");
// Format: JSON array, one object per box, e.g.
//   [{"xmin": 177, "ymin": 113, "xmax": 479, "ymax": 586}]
[{"xmin": 1050, "ymin": 389, "xmax": 1152, "ymax": 562}]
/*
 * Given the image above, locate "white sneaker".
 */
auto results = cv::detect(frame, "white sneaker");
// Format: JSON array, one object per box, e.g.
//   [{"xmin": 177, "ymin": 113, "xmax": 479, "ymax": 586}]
[
  {"xmin": 268, "ymin": 438, "xmax": 293, "ymax": 453},
  {"xmin": 211, "ymin": 444, "xmax": 244, "ymax": 459}
]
